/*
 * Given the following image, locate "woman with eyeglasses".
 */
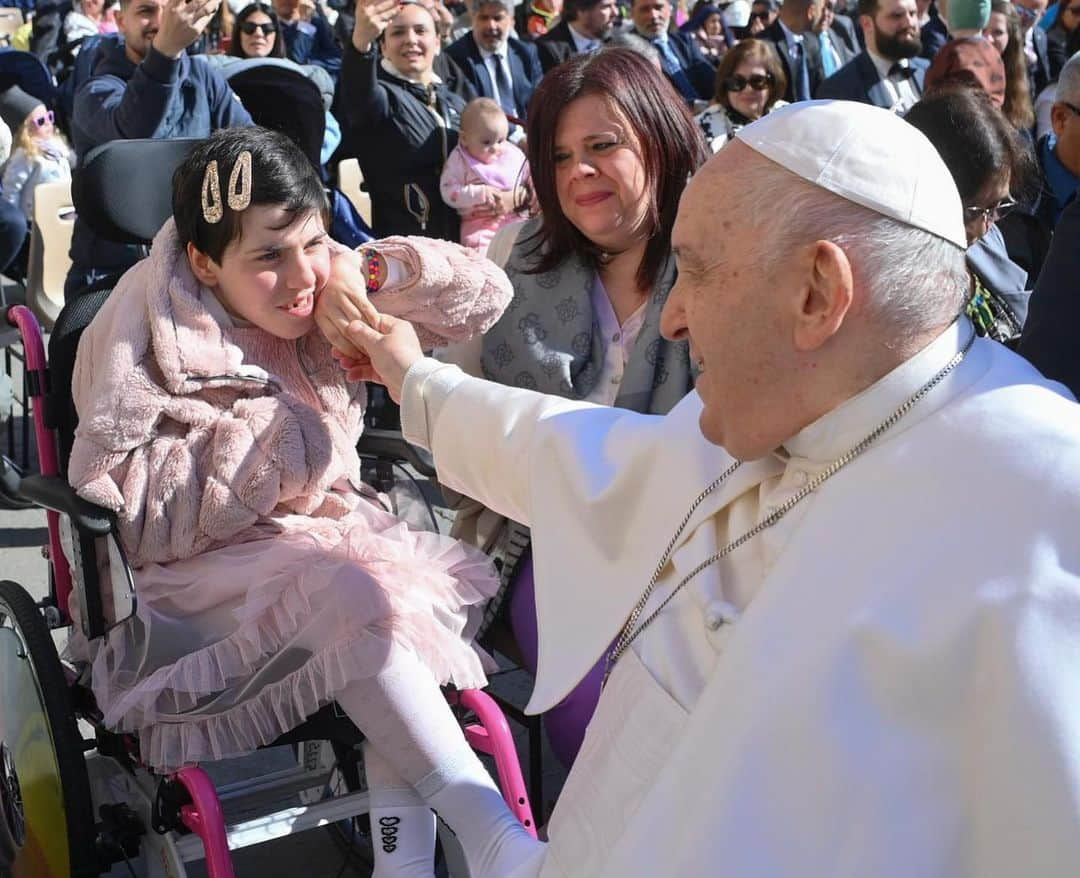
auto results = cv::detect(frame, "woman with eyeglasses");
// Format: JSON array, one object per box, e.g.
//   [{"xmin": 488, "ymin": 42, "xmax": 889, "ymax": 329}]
[
  {"xmin": 230, "ymin": 3, "xmax": 287, "ymax": 58},
  {"xmin": 906, "ymin": 85, "xmax": 1040, "ymax": 346},
  {"xmin": 695, "ymin": 38, "xmax": 787, "ymax": 152}
]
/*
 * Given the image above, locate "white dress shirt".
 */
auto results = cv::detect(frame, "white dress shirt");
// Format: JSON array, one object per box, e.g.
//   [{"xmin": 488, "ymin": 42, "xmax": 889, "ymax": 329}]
[{"xmin": 868, "ymin": 48, "xmax": 920, "ymax": 113}]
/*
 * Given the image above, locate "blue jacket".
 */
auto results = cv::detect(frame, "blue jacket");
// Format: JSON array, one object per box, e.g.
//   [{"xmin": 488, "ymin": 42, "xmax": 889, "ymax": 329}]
[
  {"xmin": 1018, "ymin": 192, "xmax": 1080, "ymax": 398},
  {"xmin": 68, "ymin": 42, "xmax": 252, "ymax": 279},
  {"xmin": 444, "ymin": 33, "xmax": 542, "ymax": 120}
]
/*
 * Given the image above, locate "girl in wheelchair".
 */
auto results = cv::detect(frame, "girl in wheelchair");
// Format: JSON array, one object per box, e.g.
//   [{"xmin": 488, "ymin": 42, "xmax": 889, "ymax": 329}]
[{"xmin": 65, "ymin": 127, "xmax": 544, "ymax": 878}]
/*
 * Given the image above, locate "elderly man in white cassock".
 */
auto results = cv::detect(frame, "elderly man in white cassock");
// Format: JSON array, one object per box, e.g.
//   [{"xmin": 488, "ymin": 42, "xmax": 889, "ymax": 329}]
[{"xmin": 341, "ymin": 100, "xmax": 1080, "ymax": 877}]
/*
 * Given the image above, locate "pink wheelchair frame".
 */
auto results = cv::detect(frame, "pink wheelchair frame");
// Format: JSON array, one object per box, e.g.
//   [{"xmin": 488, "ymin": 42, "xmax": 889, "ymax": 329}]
[{"xmin": 6, "ymin": 303, "xmax": 536, "ymax": 877}]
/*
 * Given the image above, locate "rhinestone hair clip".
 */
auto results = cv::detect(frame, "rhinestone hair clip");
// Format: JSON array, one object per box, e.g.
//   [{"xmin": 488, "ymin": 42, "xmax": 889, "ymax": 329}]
[{"xmin": 201, "ymin": 151, "xmax": 253, "ymax": 224}]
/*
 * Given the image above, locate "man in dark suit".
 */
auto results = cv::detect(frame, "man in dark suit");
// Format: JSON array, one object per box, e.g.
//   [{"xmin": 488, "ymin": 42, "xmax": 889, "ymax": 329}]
[
  {"xmin": 629, "ymin": 0, "xmax": 715, "ymax": 104},
  {"xmin": 760, "ymin": 0, "xmax": 828, "ymax": 102},
  {"xmin": 446, "ymin": 0, "xmax": 544, "ymax": 126},
  {"xmin": 536, "ymin": 0, "xmax": 618, "ymax": 72},
  {"xmin": 812, "ymin": 0, "xmax": 860, "ymax": 78},
  {"xmin": 815, "ymin": 0, "xmax": 928, "ymax": 113}
]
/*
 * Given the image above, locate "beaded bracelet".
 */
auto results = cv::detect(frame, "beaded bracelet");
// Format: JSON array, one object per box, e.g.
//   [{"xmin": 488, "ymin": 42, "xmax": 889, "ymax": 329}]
[{"xmin": 363, "ymin": 248, "xmax": 381, "ymax": 293}]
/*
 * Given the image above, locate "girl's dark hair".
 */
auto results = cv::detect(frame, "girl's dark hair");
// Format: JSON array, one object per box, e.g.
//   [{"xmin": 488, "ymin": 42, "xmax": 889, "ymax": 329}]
[
  {"xmin": 173, "ymin": 127, "xmax": 329, "ymax": 264},
  {"xmin": 713, "ymin": 37, "xmax": 787, "ymax": 109},
  {"xmin": 230, "ymin": 3, "xmax": 285, "ymax": 58},
  {"xmin": 991, "ymin": 0, "xmax": 1035, "ymax": 129},
  {"xmin": 524, "ymin": 48, "xmax": 709, "ymax": 290},
  {"xmin": 904, "ymin": 84, "xmax": 1038, "ymax": 205}
]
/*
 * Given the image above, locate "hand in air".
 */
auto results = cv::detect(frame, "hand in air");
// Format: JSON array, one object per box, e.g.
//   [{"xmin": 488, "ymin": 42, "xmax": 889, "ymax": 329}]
[
  {"xmin": 332, "ymin": 313, "xmax": 424, "ymax": 403},
  {"xmin": 155, "ymin": 0, "xmax": 222, "ymax": 58},
  {"xmin": 314, "ymin": 248, "xmax": 381, "ymax": 359},
  {"xmin": 353, "ymin": 0, "xmax": 400, "ymax": 51}
]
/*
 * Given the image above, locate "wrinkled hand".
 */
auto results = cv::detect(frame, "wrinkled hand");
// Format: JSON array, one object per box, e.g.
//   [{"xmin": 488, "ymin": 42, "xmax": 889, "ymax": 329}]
[
  {"xmin": 314, "ymin": 248, "xmax": 380, "ymax": 358},
  {"xmin": 332, "ymin": 313, "xmax": 425, "ymax": 403},
  {"xmin": 154, "ymin": 0, "xmax": 222, "ymax": 58},
  {"xmin": 353, "ymin": 0, "xmax": 399, "ymax": 51}
]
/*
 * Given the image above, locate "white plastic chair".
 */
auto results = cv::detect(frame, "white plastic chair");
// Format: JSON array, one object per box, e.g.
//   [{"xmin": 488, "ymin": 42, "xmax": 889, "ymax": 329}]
[
  {"xmin": 26, "ymin": 179, "xmax": 75, "ymax": 330},
  {"xmin": 337, "ymin": 158, "xmax": 373, "ymax": 228}
]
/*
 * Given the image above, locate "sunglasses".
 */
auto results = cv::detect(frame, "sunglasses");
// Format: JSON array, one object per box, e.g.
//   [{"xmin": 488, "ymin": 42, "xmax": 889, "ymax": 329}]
[
  {"xmin": 725, "ymin": 73, "xmax": 774, "ymax": 91},
  {"xmin": 31, "ymin": 110, "xmax": 54, "ymax": 128},
  {"xmin": 240, "ymin": 20, "xmax": 276, "ymax": 35},
  {"xmin": 1012, "ymin": 2, "xmax": 1037, "ymax": 21},
  {"xmin": 748, "ymin": 10, "xmax": 771, "ymax": 19},
  {"xmin": 1065, "ymin": 4, "xmax": 1080, "ymax": 13},
  {"xmin": 963, "ymin": 196, "xmax": 1016, "ymax": 224}
]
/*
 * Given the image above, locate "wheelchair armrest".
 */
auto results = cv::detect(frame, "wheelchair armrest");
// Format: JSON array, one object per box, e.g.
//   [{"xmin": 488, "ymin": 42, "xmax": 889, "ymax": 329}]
[
  {"xmin": 356, "ymin": 427, "xmax": 436, "ymax": 478},
  {"xmin": 18, "ymin": 474, "xmax": 115, "ymax": 536}
]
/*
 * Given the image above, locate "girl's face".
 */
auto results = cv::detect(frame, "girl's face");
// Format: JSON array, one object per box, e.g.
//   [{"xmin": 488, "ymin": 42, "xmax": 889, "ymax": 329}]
[
  {"xmin": 193, "ymin": 205, "xmax": 331, "ymax": 340},
  {"xmin": 982, "ymin": 11, "xmax": 1009, "ymax": 54},
  {"xmin": 727, "ymin": 59, "xmax": 771, "ymax": 120},
  {"xmin": 83, "ymin": 0, "xmax": 105, "ymax": 17},
  {"xmin": 26, "ymin": 104, "xmax": 54, "ymax": 140},
  {"xmin": 553, "ymin": 94, "xmax": 652, "ymax": 254},
  {"xmin": 240, "ymin": 11, "xmax": 277, "ymax": 57},
  {"xmin": 383, "ymin": 4, "xmax": 439, "ymax": 76},
  {"xmin": 703, "ymin": 12, "xmax": 723, "ymax": 35}
]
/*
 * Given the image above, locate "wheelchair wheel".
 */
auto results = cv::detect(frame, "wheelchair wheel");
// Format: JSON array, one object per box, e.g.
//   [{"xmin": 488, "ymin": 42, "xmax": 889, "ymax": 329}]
[{"xmin": 0, "ymin": 580, "xmax": 98, "ymax": 877}]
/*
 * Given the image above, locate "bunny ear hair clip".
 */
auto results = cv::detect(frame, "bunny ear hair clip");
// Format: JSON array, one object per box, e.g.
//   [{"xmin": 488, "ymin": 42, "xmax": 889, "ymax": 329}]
[{"xmin": 201, "ymin": 150, "xmax": 253, "ymax": 224}]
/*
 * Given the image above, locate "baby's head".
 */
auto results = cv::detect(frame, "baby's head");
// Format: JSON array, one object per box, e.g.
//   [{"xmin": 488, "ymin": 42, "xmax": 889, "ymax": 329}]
[
  {"xmin": 173, "ymin": 127, "xmax": 330, "ymax": 341},
  {"xmin": 0, "ymin": 86, "xmax": 55, "ymax": 148},
  {"xmin": 459, "ymin": 98, "xmax": 509, "ymax": 164}
]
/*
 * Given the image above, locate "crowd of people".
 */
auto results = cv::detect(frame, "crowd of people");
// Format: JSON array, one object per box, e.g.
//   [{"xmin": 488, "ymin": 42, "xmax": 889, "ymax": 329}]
[{"xmin": 1, "ymin": 0, "xmax": 1077, "ymax": 873}]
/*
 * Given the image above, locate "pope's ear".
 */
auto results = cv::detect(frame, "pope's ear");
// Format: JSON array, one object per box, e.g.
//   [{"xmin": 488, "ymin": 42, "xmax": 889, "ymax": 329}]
[
  {"xmin": 792, "ymin": 239, "xmax": 854, "ymax": 353},
  {"xmin": 187, "ymin": 242, "xmax": 220, "ymax": 288}
]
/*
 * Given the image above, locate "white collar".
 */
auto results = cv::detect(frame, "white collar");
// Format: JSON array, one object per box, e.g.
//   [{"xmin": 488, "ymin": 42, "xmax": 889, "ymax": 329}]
[
  {"xmin": 477, "ymin": 37, "xmax": 509, "ymax": 59},
  {"xmin": 781, "ymin": 318, "xmax": 972, "ymax": 462},
  {"xmin": 868, "ymin": 49, "xmax": 907, "ymax": 80},
  {"xmin": 379, "ymin": 55, "xmax": 442, "ymax": 85},
  {"xmin": 568, "ymin": 21, "xmax": 599, "ymax": 51}
]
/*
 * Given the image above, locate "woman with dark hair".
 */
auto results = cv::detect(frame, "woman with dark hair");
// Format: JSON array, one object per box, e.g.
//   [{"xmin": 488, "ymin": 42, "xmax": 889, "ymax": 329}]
[
  {"xmin": 1046, "ymin": 0, "xmax": 1080, "ymax": 78},
  {"xmin": 695, "ymin": 37, "xmax": 788, "ymax": 151},
  {"xmin": 340, "ymin": 0, "xmax": 467, "ymax": 239},
  {"xmin": 230, "ymin": 2, "xmax": 286, "ymax": 58},
  {"xmin": 441, "ymin": 47, "xmax": 708, "ymax": 770},
  {"xmin": 905, "ymin": 85, "xmax": 1040, "ymax": 345},
  {"xmin": 982, "ymin": 0, "xmax": 1036, "ymax": 130},
  {"xmin": 679, "ymin": 2, "xmax": 731, "ymax": 65}
]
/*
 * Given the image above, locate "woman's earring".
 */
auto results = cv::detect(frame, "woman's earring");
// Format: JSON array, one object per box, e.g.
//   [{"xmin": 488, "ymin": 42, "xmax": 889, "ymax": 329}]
[
  {"xmin": 227, "ymin": 150, "xmax": 253, "ymax": 212},
  {"xmin": 201, "ymin": 160, "xmax": 223, "ymax": 224}
]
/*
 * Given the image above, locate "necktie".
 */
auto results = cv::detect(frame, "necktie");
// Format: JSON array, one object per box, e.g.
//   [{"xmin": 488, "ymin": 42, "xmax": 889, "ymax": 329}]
[
  {"xmin": 792, "ymin": 36, "xmax": 811, "ymax": 101},
  {"xmin": 818, "ymin": 30, "xmax": 838, "ymax": 77},
  {"xmin": 652, "ymin": 38, "xmax": 699, "ymax": 104},
  {"xmin": 888, "ymin": 61, "xmax": 915, "ymax": 79},
  {"xmin": 492, "ymin": 53, "xmax": 517, "ymax": 118}
]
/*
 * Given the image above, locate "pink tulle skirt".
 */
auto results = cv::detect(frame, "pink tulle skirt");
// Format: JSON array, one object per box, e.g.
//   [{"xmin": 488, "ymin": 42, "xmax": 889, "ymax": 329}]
[{"xmin": 67, "ymin": 498, "xmax": 499, "ymax": 772}]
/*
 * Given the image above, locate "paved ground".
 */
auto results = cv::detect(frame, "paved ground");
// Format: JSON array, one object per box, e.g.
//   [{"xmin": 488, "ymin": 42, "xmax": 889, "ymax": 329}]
[{"xmin": 0, "ymin": 336, "xmax": 567, "ymax": 877}]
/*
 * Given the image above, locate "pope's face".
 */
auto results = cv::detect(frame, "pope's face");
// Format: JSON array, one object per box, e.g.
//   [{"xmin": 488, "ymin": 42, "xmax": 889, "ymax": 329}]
[{"xmin": 660, "ymin": 144, "xmax": 804, "ymax": 458}]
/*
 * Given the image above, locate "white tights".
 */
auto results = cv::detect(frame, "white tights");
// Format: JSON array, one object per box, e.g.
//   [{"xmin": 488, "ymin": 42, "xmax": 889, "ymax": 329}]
[{"xmin": 334, "ymin": 646, "xmax": 546, "ymax": 878}]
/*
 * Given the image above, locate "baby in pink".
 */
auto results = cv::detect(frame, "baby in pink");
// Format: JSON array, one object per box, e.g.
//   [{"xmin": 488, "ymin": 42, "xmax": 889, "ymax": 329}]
[{"xmin": 440, "ymin": 98, "xmax": 530, "ymax": 254}]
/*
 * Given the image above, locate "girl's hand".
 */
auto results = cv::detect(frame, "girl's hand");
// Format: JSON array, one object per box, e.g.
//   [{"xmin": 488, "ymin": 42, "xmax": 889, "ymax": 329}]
[{"xmin": 314, "ymin": 248, "xmax": 381, "ymax": 358}]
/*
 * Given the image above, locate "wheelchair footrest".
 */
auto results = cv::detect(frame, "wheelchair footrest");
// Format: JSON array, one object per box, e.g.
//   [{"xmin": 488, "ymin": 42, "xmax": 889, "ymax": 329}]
[{"xmin": 170, "ymin": 788, "xmax": 372, "ymax": 863}]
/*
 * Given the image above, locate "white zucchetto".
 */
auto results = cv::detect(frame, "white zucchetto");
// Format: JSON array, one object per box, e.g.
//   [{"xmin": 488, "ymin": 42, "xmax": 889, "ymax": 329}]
[{"xmin": 734, "ymin": 100, "xmax": 967, "ymax": 249}]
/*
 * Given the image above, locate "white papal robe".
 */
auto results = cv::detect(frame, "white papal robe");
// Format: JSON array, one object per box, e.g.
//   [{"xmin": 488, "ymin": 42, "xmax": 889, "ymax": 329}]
[{"xmin": 401, "ymin": 318, "xmax": 1080, "ymax": 877}]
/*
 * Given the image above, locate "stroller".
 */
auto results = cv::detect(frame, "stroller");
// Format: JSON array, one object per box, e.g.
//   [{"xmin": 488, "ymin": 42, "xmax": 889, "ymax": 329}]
[{"xmin": 0, "ymin": 136, "xmax": 535, "ymax": 877}]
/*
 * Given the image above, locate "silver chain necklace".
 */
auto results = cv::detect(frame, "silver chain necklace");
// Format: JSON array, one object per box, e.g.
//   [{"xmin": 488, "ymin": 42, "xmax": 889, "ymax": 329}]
[{"xmin": 602, "ymin": 329, "xmax": 976, "ymax": 687}]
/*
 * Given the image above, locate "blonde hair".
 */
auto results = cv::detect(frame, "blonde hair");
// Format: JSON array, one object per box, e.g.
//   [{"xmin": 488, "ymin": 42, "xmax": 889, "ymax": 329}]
[
  {"xmin": 15, "ymin": 107, "xmax": 69, "ymax": 161},
  {"xmin": 461, "ymin": 97, "xmax": 508, "ymax": 134}
]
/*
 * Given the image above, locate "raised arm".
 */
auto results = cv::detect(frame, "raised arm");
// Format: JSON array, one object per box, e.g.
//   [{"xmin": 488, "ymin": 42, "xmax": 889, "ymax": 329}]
[{"xmin": 338, "ymin": 0, "xmax": 400, "ymax": 129}]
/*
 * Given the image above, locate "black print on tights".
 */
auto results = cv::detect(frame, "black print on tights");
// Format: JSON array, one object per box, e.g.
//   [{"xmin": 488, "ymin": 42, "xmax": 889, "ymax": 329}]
[{"xmin": 380, "ymin": 815, "xmax": 400, "ymax": 853}]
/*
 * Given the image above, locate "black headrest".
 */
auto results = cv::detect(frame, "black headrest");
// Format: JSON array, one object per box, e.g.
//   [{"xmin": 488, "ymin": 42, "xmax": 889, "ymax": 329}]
[
  {"xmin": 72, "ymin": 138, "xmax": 200, "ymax": 244},
  {"xmin": 225, "ymin": 64, "xmax": 324, "ymax": 170}
]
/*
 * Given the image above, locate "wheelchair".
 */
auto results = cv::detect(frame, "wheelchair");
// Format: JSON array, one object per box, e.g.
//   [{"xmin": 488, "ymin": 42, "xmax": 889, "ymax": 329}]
[{"xmin": 0, "ymin": 136, "xmax": 536, "ymax": 877}]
